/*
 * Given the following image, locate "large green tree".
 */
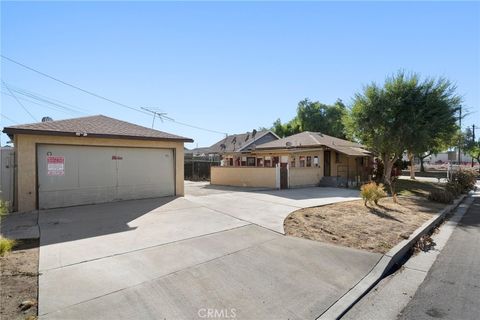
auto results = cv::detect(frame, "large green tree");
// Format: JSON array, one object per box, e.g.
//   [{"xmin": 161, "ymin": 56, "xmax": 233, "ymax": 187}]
[
  {"xmin": 272, "ymin": 99, "xmax": 347, "ymax": 138},
  {"xmin": 406, "ymin": 77, "xmax": 461, "ymax": 176},
  {"xmin": 463, "ymin": 127, "xmax": 480, "ymax": 166},
  {"xmin": 345, "ymin": 72, "xmax": 461, "ymax": 200}
]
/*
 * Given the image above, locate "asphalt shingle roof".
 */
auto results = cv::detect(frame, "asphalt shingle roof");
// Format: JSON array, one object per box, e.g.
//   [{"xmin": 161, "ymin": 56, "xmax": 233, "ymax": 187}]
[
  {"xmin": 207, "ymin": 131, "xmax": 275, "ymax": 153},
  {"xmin": 256, "ymin": 131, "xmax": 370, "ymax": 156},
  {"xmin": 2, "ymin": 115, "xmax": 193, "ymax": 142}
]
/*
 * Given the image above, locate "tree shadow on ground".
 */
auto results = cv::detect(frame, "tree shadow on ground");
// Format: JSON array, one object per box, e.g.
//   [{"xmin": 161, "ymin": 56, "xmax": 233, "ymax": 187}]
[
  {"xmin": 366, "ymin": 204, "xmax": 403, "ymax": 222},
  {"xmin": 376, "ymin": 203, "xmax": 405, "ymax": 213}
]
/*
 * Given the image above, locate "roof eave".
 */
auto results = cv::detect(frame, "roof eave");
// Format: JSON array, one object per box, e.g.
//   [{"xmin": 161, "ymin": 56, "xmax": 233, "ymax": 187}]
[{"xmin": 2, "ymin": 128, "xmax": 194, "ymax": 143}]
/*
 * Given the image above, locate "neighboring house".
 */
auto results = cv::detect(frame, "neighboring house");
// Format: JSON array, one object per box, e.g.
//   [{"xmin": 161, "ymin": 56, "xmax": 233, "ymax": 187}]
[
  {"xmin": 190, "ymin": 130, "xmax": 279, "ymax": 159},
  {"xmin": 184, "ymin": 130, "xmax": 279, "ymax": 181},
  {"xmin": 211, "ymin": 131, "xmax": 372, "ymax": 189},
  {"xmin": 3, "ymin": 115, "xmax": 193, "ymax": 212},
  {"xmin": 207, "ymin": 130, "xmax": 280, "ymax": 156}
]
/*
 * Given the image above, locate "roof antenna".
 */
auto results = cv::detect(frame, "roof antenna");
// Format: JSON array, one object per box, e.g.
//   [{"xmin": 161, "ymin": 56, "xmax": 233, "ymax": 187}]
[{"xmin": 141, "ymin": 107, "xmax": 174, "ymax": 128}]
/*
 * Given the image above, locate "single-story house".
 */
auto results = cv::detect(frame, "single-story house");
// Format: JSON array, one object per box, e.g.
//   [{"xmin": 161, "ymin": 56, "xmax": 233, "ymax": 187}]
[
  {"xmin": 3, "ymin": 115, "xmax": 193, "ymax": 212},
  {"xmin": 211, "ymin": 131, "xmax": 372, "ymax": 189},
  {"xmin": 194, "ymin": 130, "xmax": 279, "ymax": 158},
  {"xmin": 184, "ymin": 130, "xmax": 279, "ymax": 181}
]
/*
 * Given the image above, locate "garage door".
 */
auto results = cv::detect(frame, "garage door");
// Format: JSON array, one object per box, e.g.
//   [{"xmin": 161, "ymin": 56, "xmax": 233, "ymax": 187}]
[{"xmin": 37, "ymin": 145, "xmax": 175, "ymax": 209}]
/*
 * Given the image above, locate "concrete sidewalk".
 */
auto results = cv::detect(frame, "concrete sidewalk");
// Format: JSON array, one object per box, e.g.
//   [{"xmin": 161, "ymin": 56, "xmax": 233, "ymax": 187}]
[
  {"xmin": 398, "ymin": 193, "xmax": 480, "ymax": 320},
  {"xmin": 343, "ymin": 191, "xmax": 478, "ymax": 320}
]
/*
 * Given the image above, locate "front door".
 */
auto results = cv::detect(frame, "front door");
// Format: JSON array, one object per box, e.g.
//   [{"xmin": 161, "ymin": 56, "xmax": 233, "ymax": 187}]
[{"xmin": 324, "ymin": 151, "xmax": 331, "ymax": 177}]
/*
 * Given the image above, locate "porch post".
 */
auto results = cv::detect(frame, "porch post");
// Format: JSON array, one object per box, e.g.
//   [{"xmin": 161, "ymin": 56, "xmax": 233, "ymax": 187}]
[{"xmin": 346, "ymin": 156, "xmax": 349, "ymax": 188}]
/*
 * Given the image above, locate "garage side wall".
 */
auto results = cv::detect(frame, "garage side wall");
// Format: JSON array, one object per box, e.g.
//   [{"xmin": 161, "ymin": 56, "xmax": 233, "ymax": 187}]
[{"xmin": 14, "ymin": 134, "xmax": 185, "ymax": 212}]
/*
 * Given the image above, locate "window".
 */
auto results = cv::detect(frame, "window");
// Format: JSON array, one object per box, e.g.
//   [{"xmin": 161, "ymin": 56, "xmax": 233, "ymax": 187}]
[
  {"xmin": 313, "ymin": 156, "xmax": 319, "ymax": 167},
  {"xmin": 257, "ymin": 158, "xmax": 264, "ymax": 167},
  {"xmin": 241, "ymin": 156, "xmax": 247, "ymax": 166},
  {"xmin": 247, "ymin": 157, "xmax": 256, "ymax": 167},
  {"xmin": 306, "ymin": 156, "xmax": 312, "ymax": 167},
  {"xmin": 335, "ymin": 152, "xmax": 341, "ymax": 163},
  {"xmin": 264, "ymin": 156, "xmax": 272, "ymax": 167},
  {"xmin": 299, "ymin": 156, "xmax": 306, "ymax": 167},
  {"xmin": 273, "ymin": 156, "xmax": 280, "ymax": 167},
  {"xmin": 290, "ymin": 156, "xmax": 296, "ymax": 168}
]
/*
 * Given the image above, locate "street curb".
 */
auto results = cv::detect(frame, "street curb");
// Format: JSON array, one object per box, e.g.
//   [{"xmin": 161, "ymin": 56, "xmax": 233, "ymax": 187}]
[{"xmin": 317, "ymin": 194, "xmax": 467, "ymax": 320}]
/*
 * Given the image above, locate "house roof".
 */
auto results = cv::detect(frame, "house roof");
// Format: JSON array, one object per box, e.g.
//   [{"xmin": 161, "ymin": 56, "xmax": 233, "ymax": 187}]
[
  {"xmin": 256, "ymin": 131, "xmax": 370, "ymax": 156},
  {"xmin": 207, "ymin": 130, "xmax": 278, "ymax": 153},
  {"xmin": 187, "ymin": 147, "xmax": 212, "ymax": 155},
  {"xmin": 2, "ymin": 115, "xmax": 193, "ymax": 142}
]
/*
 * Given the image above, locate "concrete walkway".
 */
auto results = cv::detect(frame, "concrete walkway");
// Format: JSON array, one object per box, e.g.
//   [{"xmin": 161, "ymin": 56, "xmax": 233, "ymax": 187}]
[{"xmin": 38, "ymin": 183, "xmax": 378, "ymax": 319}]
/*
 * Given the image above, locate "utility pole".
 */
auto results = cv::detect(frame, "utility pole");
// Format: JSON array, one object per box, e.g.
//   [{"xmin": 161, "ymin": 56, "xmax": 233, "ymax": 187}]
[
  {"xmin": 472, "ymin": 124, "xmax": 476, "ymax": 167},
  {"xmin": 458, "ymin": 106, "xmax": 462, "ymax": 164}
]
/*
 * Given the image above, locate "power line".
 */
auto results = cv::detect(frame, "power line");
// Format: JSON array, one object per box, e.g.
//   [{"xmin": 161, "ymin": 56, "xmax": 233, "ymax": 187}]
[
  {"xmin": 0, "ymin": 113, "xmax": 20, "ymax": 124},
  {"xmin": 1, "ymin": 55, "xmax": 150, "ymax": 116},
  {"xmin": 6, "ymin": 83, "xmax": 90, "ymax": 114},
  {"xmin": 1, "ymin": 83, "xmax": 87, "ymax": 116},
  {"xmin": 2, "ymin": 81, "xmax": 37, "ymax": 122},
  {"xmin": 1, "ymin": 55, "xmax": 228, "ymax": 135},
  {"xmin": 2, "ymin": 90, "xmax": 82, "ymax": 117},
  {"xmin": 166, "ymin": 118, "xmax": 228, "ymax": 135},
  {"xmin": 140, "ymin": 106, "xmax": 227, "ymax": 135}
]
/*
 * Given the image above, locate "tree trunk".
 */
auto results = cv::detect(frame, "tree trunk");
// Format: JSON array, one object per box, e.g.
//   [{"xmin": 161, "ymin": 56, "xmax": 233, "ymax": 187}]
[
  {"xmin": 420, "ymin": 157, "xmax": 425, "ymax": 172},
  {"xmin": 408, "ymin": 152, "xmax": 415, "ymax": 179},
  {"xmin": 382, "ymin": 154, "xmax": 398, "ymax": 203}
]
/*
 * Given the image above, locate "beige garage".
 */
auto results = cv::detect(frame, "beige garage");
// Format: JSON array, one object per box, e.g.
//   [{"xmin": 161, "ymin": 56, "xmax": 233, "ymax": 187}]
[{"xmin": 3, "ymin": 115, "xmax": 193, "ymax": 212}]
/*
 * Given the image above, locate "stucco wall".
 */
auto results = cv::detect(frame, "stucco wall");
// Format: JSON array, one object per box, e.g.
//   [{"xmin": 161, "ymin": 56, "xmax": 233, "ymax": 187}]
[
  {"xmin": 289, "ymin": 167, "xmax": 323, "ymax": 187},
  {"xmin": 14, "ymin": 134, "xmax": 185, "ymax": 212},
  {"xmin": 211, "ymin": 167, "xmax": 276, "ymax": 188}
]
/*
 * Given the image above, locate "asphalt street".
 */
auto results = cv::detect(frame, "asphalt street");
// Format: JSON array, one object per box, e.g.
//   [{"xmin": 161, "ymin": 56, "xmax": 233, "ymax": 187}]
[{"xmin": 398, "ymin": 195, "xmax": 480, "ymax": 320}]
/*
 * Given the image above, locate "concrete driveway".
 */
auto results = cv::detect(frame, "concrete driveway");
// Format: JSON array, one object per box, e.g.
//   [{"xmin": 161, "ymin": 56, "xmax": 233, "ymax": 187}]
[
  {"xmin": 38, "ymin": 183, "xmax": 381, "ymax": 319},
  {"xmin": 185, "ymin": 181, "xmax": 361, "ymax": 233}
]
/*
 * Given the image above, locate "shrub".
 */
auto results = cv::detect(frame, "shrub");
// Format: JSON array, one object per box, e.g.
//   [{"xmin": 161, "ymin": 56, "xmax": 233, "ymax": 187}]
[
  {"xmin": 450, "ymin": 168, "xmax": 477, "ymax": 194},
  {"xmin": 445, "ymin": 181, "xmax": 462, "ymax": 197},
  {"xmin": 0, "ymin": 200, "xmax": 9, "ymax": 216},
  {"xmin": 0, "ymin": 237, "xmax": 15, "ymax": 256},
  {"xmin": 361, "ymin": 182, "xmax": 387, "ymax": 206},
  {"xmin": 428, "ymin": 189, "xmax": 455, "ymax": 204}
]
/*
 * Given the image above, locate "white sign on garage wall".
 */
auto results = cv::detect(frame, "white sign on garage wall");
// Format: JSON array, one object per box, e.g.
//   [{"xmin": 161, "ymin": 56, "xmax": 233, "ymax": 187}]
[{"xmin": 47, "ymin": 156, "xmax": 65, "ymax": 176}]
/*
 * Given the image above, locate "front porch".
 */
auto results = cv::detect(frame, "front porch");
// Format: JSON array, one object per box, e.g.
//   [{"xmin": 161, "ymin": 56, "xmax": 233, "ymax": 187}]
[{"xmin": 211, "ymin": 148, "xmax": 372, "ymax": 189}]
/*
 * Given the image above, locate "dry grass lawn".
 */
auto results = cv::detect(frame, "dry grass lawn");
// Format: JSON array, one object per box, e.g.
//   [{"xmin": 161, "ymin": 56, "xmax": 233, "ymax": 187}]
[
  {"xmin": 284, "ymin": 196, "xmax": 446, "ymax": 253},
  {"xmin": 0, "ymin": 239, "xmax": 39, "ymax": 320}
]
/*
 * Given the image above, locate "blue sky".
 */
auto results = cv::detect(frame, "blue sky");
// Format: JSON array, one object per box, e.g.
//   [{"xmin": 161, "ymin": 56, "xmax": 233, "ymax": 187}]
[{"xmin": 1, "ymin": 1, "xmax": 479, "ymax": 148}]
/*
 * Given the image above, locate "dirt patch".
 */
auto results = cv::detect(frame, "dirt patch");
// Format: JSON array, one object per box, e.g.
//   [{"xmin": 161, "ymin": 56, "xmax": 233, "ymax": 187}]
[
  {"xmin": 284, "ymin": 196, "xmax": 446, "ymax": 253},
  {"xmin": 0, "ymin": 238, "xmax": 39, "ymax": 320}
]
